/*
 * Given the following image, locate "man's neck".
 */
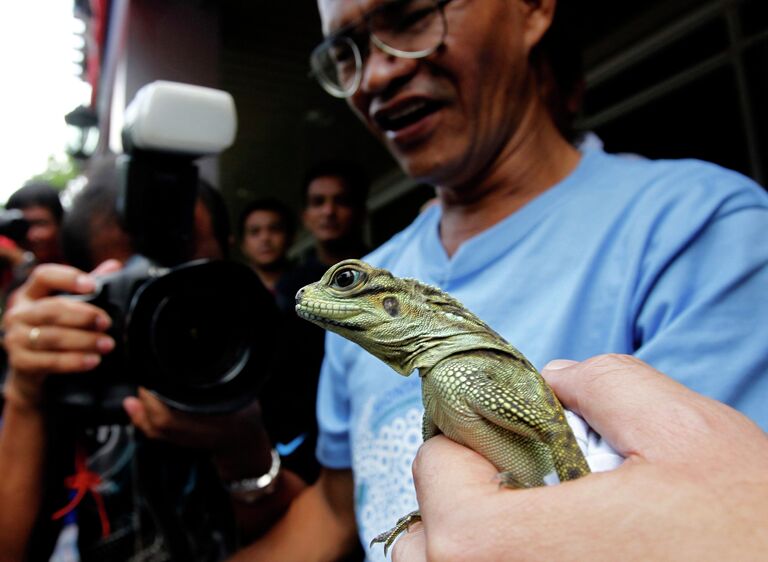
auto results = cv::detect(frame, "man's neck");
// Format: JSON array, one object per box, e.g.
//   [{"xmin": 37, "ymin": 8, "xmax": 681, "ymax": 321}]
[
  {"xmin": 254, "ymin": 261, "xmax": 289, "ymax": 292},
  {"xmin": 435, "ymin": 101, "xmax": 581, "ymax": 258}
]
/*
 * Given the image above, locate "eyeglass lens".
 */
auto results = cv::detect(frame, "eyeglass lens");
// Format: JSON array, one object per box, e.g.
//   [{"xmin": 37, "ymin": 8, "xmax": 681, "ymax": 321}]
[{"xmin": 312, "ymin": 0, "xmax": 447, "ymax": 97}]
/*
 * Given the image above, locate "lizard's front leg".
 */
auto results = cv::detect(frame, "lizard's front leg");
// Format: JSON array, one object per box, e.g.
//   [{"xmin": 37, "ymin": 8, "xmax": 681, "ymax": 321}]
[
  {"xmin": 371, "ymin": 412, "xmax": 436, "ymax": 554},
  {"xmin": 370, "ymin": 511, "xmax": 422, "ymax": 556},
  {"xmin": 422, "ymin": 411, "xmax": 440, "ymax": 440}
]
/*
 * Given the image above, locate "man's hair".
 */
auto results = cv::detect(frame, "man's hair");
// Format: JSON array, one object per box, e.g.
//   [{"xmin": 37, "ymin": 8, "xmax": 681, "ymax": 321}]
[
  {"xmin": 302, "ymin": 160, "xmax": 369, "ymax": 210},
  {"xmin": 197, "ymin": 179, "xmax": 232, "ymax": 259},
  {"xmin": 237, "ymin": 197, "xmax": 296, "ymax": 241},
  {"xmin": 532, "ymin": 0, "xmax": 584, "ymax": 142},
  {"xmin": 6, "ymin": 181, "xmax": 64, "ymax": 223},
  {"xmin": 64, "ymin": 159, "xmax": 232, "ymax": 268},
  {"xmin": 61, "ymin": 156, "xmax": 126, "ymax": 270}
]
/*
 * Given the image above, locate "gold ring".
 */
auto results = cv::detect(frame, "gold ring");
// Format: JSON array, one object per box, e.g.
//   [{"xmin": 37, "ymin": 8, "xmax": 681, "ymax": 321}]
[{"xmin": 28, "ymin": 327, "xmax": 41, "ymax": 348}]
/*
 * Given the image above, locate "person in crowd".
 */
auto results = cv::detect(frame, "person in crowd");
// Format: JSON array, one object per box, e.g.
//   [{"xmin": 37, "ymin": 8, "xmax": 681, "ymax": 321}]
[
  {"xmin": 5, "ymin": 180, "xmax": 65, "ymax": 265},
  {"xmin": 0, "ymin": 161, "xmax": 303, "ymax": 561},
  {"xmin": 226, "ymin": 0, "xmax": 768, "ymax": 560},
  {"xmin": 238, "ymin": 198, "xmax": 296, "ymax": 294},
  {"xmin": 194, "ymin": 178, "xmax": 236, "ymax": 260},
  {"xmin": 257, "ymin": 160, "xmax": 371, "ymax": 491},
  {"xmin": 392, "ymin": 354, "xmax": 768, "ymax": 562},
  {"xmin": 0, "ymin": 181, "xmax": 66, "ymax": 296},
  {"xmin": 275, "ymin": 160, "xmax": 369, "ymax": 308}
]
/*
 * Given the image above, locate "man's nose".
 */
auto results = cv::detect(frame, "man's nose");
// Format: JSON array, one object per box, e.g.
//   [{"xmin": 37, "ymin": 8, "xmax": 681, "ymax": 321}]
[
  {"xmin": 359, "ymin": 45, "xmax": 418, "ymax": 95},
  {"xmin": 319, "ymin": 201, "xmax": 338, "ymax": 216},
  {"xmin": 27, "ymin": 226, "xmax": 43, "ymax": 241}
]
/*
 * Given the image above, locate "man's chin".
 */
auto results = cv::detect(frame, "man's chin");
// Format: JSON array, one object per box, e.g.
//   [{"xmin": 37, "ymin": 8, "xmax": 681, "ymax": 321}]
[
  {"xmin": 392, "ymin": 150, "xmax": 445, "ymax": 185},
  {"xmin": 254, "ymin": 254, "xmax": 280, "ymax": 266},
  {"xmin": 314, "ymin": 224, "xmax": 345, "ymax": 238}
]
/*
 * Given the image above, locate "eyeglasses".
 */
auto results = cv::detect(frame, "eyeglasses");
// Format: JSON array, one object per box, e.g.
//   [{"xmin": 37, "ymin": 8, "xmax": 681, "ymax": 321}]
[{"xmin": 310, "ymin": 0, "xmax": 455, "ymax": 98}]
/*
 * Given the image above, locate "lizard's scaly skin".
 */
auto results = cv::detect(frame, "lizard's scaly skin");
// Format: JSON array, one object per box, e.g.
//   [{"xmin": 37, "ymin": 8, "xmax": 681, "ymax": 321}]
[{"xmin": 296, "ymin": 259, "xmax": 591, "ymax": 549}]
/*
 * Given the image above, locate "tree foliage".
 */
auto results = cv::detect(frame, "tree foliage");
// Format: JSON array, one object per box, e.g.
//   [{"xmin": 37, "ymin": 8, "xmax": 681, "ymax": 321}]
[{"xmin": 28, "ymin": 153, "xmax": 80, "ymax": 190}]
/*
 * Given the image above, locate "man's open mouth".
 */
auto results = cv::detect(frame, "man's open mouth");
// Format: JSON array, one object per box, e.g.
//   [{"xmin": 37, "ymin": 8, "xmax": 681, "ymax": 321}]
[{"xmin": 374, "ymin": 99, "xmax": 443, "ymax": 132}]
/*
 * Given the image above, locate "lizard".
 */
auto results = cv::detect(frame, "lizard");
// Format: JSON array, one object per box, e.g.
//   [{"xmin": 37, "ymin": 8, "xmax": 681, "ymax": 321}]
[{"xmin": 295, "ymin": 258, "xmax": 591, "ymax": 554}]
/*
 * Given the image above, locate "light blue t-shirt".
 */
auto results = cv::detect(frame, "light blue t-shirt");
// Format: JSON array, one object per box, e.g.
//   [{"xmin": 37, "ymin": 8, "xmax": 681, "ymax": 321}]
[{"xmin": 315, "ymin": 148, "xmax": 768, "ymax": 559}]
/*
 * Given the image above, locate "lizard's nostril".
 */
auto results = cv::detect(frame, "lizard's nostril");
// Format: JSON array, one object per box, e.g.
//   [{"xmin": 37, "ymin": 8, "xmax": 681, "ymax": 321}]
[{"xmin": 295, "ymin": 287, "xmax": 305, "ymax": 304}]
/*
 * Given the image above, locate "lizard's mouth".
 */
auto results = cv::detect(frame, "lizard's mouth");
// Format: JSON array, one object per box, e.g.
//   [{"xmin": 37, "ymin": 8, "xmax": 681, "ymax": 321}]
[{"xmin": 296, "ymin": 301, "xmax": 363, "ymax": 330}]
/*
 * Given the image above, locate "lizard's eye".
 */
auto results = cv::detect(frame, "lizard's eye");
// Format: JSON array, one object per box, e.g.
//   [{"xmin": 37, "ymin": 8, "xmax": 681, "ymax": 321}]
[{"xmin": 332, "ymin": 268, "xmax": 364, "ymax": 290}]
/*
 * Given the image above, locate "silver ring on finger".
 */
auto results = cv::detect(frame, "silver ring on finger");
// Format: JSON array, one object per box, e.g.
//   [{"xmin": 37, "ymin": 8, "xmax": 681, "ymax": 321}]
[{"xmin": 28, "ymin": 326, "xmax": 42, "ymax": 349}]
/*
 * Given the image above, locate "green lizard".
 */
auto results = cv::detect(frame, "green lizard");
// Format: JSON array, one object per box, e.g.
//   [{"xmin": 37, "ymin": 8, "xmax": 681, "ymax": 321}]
[{"xmin": 296, "ymin": 259, "xmax": 590, "ymax": 553}]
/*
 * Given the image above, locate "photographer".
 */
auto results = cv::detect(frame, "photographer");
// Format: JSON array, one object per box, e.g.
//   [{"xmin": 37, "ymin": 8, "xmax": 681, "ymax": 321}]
[
  {"xmin": 0, "ymin": 177, "xmax": 304, "ymax": 561},
  {"xmin": 0, "ymin": 84, "xmax": 306, "ymax": 560}
]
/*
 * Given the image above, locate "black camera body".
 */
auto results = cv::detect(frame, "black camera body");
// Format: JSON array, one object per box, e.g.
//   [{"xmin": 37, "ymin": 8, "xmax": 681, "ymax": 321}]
[
  {"xmin": 47, "ymin": 256, "xmax": 278, "ymax": 422},
  {"xmin": 45, "ymin": 82, "xmax": 278, "ymax": 424},
  {"xmin": 0, "ymin": 209, "xmax": 30, "ymax": 246}
]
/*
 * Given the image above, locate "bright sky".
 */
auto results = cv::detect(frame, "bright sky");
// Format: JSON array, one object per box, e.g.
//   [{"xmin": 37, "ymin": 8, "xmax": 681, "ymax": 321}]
[{"xmin": 0, "ymin": 1, "xmax": 91, "ymax": 204}]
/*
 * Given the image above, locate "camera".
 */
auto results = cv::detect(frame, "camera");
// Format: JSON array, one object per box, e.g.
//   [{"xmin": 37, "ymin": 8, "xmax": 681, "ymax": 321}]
[
  {"xmin": 0, "ymin": 209, "xmax": 30, "ymax": 246},
  {"xmin": 45, "ymin": 81, "xmax": 279, "ymax": 423}
]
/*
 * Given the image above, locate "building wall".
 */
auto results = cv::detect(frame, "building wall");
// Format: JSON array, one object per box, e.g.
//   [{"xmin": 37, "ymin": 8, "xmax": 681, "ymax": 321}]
[
  {"xmin": 106, "ymin": 0, "xmax": 221, "ymax": 182},
  {"xmin": 581, "ymin": 0, "xmax": 768, "ymax": 185}
]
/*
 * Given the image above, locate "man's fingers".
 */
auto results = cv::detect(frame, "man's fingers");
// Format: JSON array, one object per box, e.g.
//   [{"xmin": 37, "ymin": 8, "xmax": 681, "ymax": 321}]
[
  {"xmin": 410, "ymin": 437, "xmax": 605, "ymax": 561},
  {"xmin": 125, "ymin": 391, "xmax": 185, "ymax": 443},
  {"xmin": 412, "ymin": 437, "xmax": 498, "ymax": 519},
  {"xmin": 540, "ymin": 354, "xmax": 718, "ymax": 457},
  {"xmin": 123, "ymin": 396, "xmax": 159, "ymax": 439},
  {"xmin": 9, "ymin": 348, "xmax": 102, "ymax": 374},
  {"xmin": 5, "ymin": 321, "xmax": 113, "ymax": 353},
  {"xmin": 409, "ymin": 439, "xmax": 498, "ymax": 562},
  {"xmin": 17, "ymin": 264, "xmax": 96, "ymax": 301},
  {"xmin": 413, "ymin": 437, "xmax": 498, "ymax": 488},
  {"xmin": 133, "ymin": 387, "xmax": 204, "ymax": 445},
  {"xmin": 4, "ymin": 297, "xmax": 111, "ymax": 332},
  {"xmin": 136, "ymin": 387, "xmax": 178, "ymax": 430},
  {"xmin": 541, "ymin": 354, "xmax": 650, "ymax": 416},
  {"xmin": 90, "ymin": 259, "xmax": 123, "ymax": 276},
  {"xmin": 19, "ymin": 325, "xmax": 113, "ymax": 353}
]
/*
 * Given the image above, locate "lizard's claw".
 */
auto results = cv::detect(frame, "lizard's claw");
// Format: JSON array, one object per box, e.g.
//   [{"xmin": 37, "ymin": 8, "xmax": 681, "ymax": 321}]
[{"xmin": 370, "ymin": 510, "xmax": 422, "ymax": 556}]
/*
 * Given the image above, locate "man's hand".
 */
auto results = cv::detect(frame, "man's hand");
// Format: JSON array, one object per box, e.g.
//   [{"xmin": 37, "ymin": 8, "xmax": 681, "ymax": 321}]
[
  {"xmin": 393, "ymin": 354, "xmax": 768, "ymax": 562},
  {"xmin": 123, "ymin": 389, "xmax": 267, "ymax": 455},
  {"xmin": 2, "ymin": 262, "xmax": 119, "ymax": 408}
]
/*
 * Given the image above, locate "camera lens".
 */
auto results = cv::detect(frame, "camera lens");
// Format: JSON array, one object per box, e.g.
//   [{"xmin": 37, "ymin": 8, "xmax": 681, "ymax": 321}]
[
  {"xmin": 150, "ymin": 292, "xmax": 250, "ymax": 388},
  {"xmin": 127, "ymin": 259, "xmax": 278, "ymax": 414}
]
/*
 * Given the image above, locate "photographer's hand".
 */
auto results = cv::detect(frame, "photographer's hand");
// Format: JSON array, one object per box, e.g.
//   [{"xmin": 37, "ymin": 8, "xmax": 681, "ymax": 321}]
[
  {"xmin": 123, "ymin": 390, "xmax": 306, "ymax": 539},
  {"xmin": 0, "ymin": 261, "xmax": 120, "ymax": 561},
  {"xmin": 123, "ymin": 388, "xmax": 267, "ymax": 453},
  {"xmin": 2, "ymin": 262, "xmax": 119, "ymax": 409}
]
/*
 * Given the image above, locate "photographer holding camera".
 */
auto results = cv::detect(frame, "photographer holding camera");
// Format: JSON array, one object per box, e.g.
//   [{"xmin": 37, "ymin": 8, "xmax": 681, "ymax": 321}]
[
  {"xmin": 0, "ymin": 83, "xmax": 304, "ymax": 561},
  {"xmin": 0, "ymin": 262, "xmax": 302, "ymax": 561}
]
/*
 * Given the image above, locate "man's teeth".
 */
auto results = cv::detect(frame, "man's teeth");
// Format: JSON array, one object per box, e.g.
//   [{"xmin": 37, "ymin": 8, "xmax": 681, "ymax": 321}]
[{"xmin": 387, "ymin": 101, "xmax": 428, "ymax": 121}]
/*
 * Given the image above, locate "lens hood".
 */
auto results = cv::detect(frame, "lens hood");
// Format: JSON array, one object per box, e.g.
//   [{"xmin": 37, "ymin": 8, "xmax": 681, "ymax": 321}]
[{"xmin": 126, "ymin": 259, "xmax": 277, "ymax": 414}]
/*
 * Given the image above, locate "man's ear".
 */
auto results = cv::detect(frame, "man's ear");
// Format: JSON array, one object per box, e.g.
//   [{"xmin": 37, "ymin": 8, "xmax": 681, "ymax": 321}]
[{"xmin": 520, "ymin": 0, "xmax": 556, "ymax": 53}]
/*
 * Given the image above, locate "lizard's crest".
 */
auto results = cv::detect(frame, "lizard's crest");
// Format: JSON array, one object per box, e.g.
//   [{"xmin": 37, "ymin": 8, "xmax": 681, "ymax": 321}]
[{"xmin": 296, "ymin": 259, "xmax": 512, "ymax": 375}]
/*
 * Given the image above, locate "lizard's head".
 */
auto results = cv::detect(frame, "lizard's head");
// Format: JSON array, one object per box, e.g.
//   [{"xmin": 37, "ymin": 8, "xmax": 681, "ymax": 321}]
[{"xmin": 295, "ymin": 259, "xmax": 498, "ymax": 375}]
